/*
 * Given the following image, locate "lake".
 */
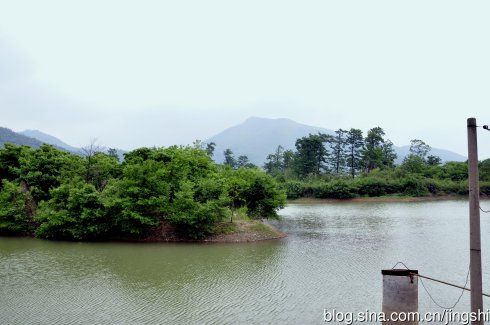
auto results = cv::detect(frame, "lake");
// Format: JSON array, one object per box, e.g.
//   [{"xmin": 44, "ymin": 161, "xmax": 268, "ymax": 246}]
[{"xmin": 1, "ymin": 200, "xmax": 489, "ymax": 324}]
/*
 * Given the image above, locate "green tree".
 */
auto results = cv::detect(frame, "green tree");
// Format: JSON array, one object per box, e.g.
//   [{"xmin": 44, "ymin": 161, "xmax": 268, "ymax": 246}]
[
  {"xmin": 346, "ymin": 128, "xmax": 364, "ymax": 178},
  {"xmin": 85, "ymin": 152, "xmax": 122, "ymax": 191},
  {"xmin": 409, "ymin": 139, "xmax": 431, "ymax": 160},
  {"xmin": 264, "ymin": 145, "xmax": 285, "ymax": 176},
  {"xmin": 381, "ymin": 140, "xmax": 397, "ymax": 169},
  {"xmin": 0, "ymin": 180, "xmax": 33, "ymax": 235},
  {"xmin": 102, "ymin": 160, "xmax": 170, "ymax": 236},
  {"xmin": 107, "ymin": 148, "xmax": 119, "ymax": 161},
  {"xmin": 123, "ymin": 147, "xmax": 154, "ymax": 163},
  {"xmin": 168, "ymin": 180, "xmax": 227, "ymax": 239},
  {"xmin": 19, "ymin": 144, "xmax": 83, "ymax": 202},
  {"xmin": 205, "ymin": 142, "xmax": 216, "ymax": 157},
  {"xmin": 237, "ymin": 155, "xmax": 255, "ymax": 168},
  {"xmin": 441, "ymin": 161, "xmax": 468, "ymax": 181},
  {"xmin": 480, "ymin": 159, "xmax": 490, "ymax": 181},
  {"xmin": 294, "ymin": 133, "xmax": 332, "ymax": 178},
  {"xmin": 427, "ymin": 155, "xmax": 442, "ymax": 166},
  {"xmin": 36, "ymin": 180, "xmax": 109, "ymax": 240},
  {"xmin": 223, "ymin": 149, "xmax": 236, "ymax": 168},
  {"xmin": 401, "ymin": 154, "xmax": 427, "ymax": 174},
  {"xmin": 362, "ymin": 127, "xmax": 397, "ymax": 172},
  {"xmin": 0, "ymin": 144, "xmax": 31, "ymax": 183},
  {"xmin": 231, "ymin": 168, "xmax": 286, "ymax": 219},
  {"xmin": 330, "ymin": 129, "xmax": 348, "ymax": 174}
]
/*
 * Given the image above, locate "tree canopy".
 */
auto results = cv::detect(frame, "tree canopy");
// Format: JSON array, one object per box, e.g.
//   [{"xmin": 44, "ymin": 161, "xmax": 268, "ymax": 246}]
[{"xmin": 0, "ymin": 144, "xmax": 285, "ymax": 240}]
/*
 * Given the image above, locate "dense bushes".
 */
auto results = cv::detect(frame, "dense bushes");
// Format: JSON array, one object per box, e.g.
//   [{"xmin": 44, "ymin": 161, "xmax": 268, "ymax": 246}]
[
  {"xmin": 0, "ymin": 180, "xmax": 32, "ymax": 235},
  {"xmin": 312, "ymin": 181, "xmax": 357, "ymax": 199},
  {"xmin": 234, "ymin": 168, "xmax": 287, "ymax": 218},
  {"xmin": 281, "ymin": 175, "xmax": 483, "ymax": 200},
  {"xmin": 277, "ymin": 157, "xmax": 490, "ymax": 200},
  {"xmin": 355, "ymin": 177, "xmax": 401, "ymax": 197},
  {"xmin": 0, "ymin": 144, "xmax": 286, "ymax": 240},
  {"xmin": 36, "ymin": 181, "xmax": 109, "ymax": 240}
]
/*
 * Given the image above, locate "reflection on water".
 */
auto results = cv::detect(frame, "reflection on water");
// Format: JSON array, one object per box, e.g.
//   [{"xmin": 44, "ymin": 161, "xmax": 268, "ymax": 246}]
[{"xmin": 1, "ymin": 200, "xmax": 489, "ymax": 324}]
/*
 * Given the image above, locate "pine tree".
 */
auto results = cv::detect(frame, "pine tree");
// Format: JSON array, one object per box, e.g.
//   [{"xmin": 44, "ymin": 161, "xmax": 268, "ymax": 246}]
[{"xmin": 346, "ymin": 128, "xmax": 364, "ymax": 178}]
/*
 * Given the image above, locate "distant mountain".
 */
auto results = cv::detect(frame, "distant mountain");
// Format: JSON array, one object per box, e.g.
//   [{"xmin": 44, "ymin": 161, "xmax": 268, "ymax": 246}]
[
  {"xmin": 394, "ymin": 146, "xmax": 466, "ymax": 164},
  {"xmin": 0, "ymin": 127, "xmax": 46, "ymax": 148},
  {"xmin": 207, "ymin": 117, "xmax": 335, "ymax": 165},
  {"xmin": 20, "ymin": 129, "xmax": 79, "ymax": 153},
  {"xmin": 206, "ymin": 117, "xmax": 466, "ymax": 166}
]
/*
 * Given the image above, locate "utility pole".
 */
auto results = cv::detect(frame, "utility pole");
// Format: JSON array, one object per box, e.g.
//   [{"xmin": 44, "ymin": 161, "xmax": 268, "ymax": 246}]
[{"xmin": 467, "ymin": 117, "xmax": 483, "ymax": 323}]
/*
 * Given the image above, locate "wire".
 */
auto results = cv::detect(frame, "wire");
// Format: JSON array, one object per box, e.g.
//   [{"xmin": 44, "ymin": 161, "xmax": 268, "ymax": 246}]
[
  {"xmin": 391, "ymin": 261, "xmax": 411, "ymax": 270},
  {"xmin": 418, "ymin": 266, "xmax": 470, "ymax": 310},
  {"xmin": 390, "ymin": 262, "xmax": 470, "ymax": 310},
  {"xmin": 481, "ymin": 206, "xmax": 490, "ymax": 213}
]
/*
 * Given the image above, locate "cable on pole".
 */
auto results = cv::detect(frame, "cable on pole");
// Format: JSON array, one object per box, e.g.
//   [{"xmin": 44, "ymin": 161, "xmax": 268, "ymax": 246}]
[
  {"xmin": 390, "ymin": 262, "xmax": 489, "ymax": 310},
  {"xmin": 417, "ymin": 267, "xmax": 470, "ymax": 310}
]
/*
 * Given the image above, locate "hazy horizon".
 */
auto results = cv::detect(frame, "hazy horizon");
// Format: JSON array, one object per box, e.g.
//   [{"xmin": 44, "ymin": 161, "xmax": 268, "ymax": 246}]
[{"xmin": 1, "ymin": 1, "xmax": 489, "ymax": 157}]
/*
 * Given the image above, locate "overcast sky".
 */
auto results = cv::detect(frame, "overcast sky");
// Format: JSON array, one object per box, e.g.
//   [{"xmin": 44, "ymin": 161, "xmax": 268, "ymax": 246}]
[{"xmin": 1, "ymin": 0, "xmax": 489, "ymax": 157}]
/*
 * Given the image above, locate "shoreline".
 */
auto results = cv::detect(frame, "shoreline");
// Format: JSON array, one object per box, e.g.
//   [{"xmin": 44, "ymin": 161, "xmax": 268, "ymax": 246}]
[
  {"xmin": 120, "ymin": 219, "xmax": 287, "ymax": 244},
  {"xmin": 287, "ymin": 194, "xmax": 488, "ymax": 204},
  {"xmin": 1, "ymin": 220, "xmax": 287, "ymax": 244}
]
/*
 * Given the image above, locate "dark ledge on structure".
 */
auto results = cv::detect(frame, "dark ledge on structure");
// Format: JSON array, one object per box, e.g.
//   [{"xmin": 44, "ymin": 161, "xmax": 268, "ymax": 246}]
[{"xmin": 382, "ymin": 269, "xmax": 418, "ymax": 276}]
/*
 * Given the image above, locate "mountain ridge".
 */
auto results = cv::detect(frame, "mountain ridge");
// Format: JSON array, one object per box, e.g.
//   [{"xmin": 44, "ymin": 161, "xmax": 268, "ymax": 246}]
[
  {"xmin": 20, "ymin": 129, "xmax": 80, "ymax": 152},
  {"xmin": 0, "ymin": 127, "xmax": 46, "ymax": 148},
  {"xmin": 1, "ymin": 127, "xmax": 125, "ymax": 160},
  {"xmin": 207, "ymin": 117, "xmax": 335, "ymax": 164}
]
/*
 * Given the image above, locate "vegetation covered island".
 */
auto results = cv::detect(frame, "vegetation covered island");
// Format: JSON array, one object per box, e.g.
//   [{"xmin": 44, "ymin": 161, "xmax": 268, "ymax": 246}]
[{"xmin": 0, "ymin": 143, "xmax": 286, "ymax": 241}]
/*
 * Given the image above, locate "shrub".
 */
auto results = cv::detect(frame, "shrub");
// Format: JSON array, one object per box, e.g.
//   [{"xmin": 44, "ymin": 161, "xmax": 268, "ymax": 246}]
[
  {"xmin": 355, "ymin": 178, "xmax": 401, "ymax": 197},
  {"xmin": 312, "ymin": 181, "xmax": 357, "ymax": 199},
  {"xmin": 401, "ymin": 176, "xmax": 429, "ymax": 196},
  {"xmin": 229, "ymin": 168, "xmax": 286, "ymax": 219},
  {"xmin": 0, "ymin": 180, "xmax": 33, "ymax": 235},
  {"xmin": 282, "ymin": 180, "xmax": 304, "ymax": 199},
  {"xmin": 36, "ymin": 181, "xmax": 109, "ymax": 240},
  {"xmin": 19, "ymin": 144, "xmax": 84, "ymax": 202},
  {"xmin": 480, "ymin": 182, "xmax": 490, "ymax": 196},
  {"xmin": 168, "ymin": 181, "xmax": 227, "ymax": 239},
  {"xmin": 0, "ymin": 144, "xmax": 31, "ymax": 183}
]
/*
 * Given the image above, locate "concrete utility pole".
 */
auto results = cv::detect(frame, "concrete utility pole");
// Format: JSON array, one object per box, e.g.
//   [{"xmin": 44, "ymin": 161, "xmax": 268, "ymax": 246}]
[{"xmin": 467, "ymin": 117, "xmax": 483, "ymax": 323}]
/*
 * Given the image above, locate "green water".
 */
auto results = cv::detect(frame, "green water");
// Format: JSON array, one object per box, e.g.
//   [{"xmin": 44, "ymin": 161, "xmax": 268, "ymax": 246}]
[{"xmin": 1, "ymin": 200, "xmax": 489, "ymax": 324}]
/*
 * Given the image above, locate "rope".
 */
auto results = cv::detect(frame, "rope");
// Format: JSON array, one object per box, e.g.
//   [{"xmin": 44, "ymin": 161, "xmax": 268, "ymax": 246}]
[
  {"xmin": 390, "ymin": 262, "xmax": 470, "ymax": 310},
  {"xmin": 480, "ymin": 206, "xmax": 490, "ymax": 213}
]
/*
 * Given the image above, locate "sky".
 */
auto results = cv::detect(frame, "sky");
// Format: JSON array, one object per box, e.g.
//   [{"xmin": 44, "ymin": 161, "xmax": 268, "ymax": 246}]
[{"xmin": 0, "ymin": 0, "xmax": 489, "ymax": 158}]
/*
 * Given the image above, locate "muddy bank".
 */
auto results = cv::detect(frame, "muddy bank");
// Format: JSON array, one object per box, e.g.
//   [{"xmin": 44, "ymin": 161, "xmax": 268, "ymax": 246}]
[{"xmin": 140, "ymin": 220, "xmax": 287, "ymax": 243}]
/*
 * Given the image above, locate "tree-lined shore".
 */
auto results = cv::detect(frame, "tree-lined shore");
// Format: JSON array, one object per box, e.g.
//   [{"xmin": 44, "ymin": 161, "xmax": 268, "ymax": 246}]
[{"xmin": 256, "ymin": 127, "xmax": 490, "ymax": 199}]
